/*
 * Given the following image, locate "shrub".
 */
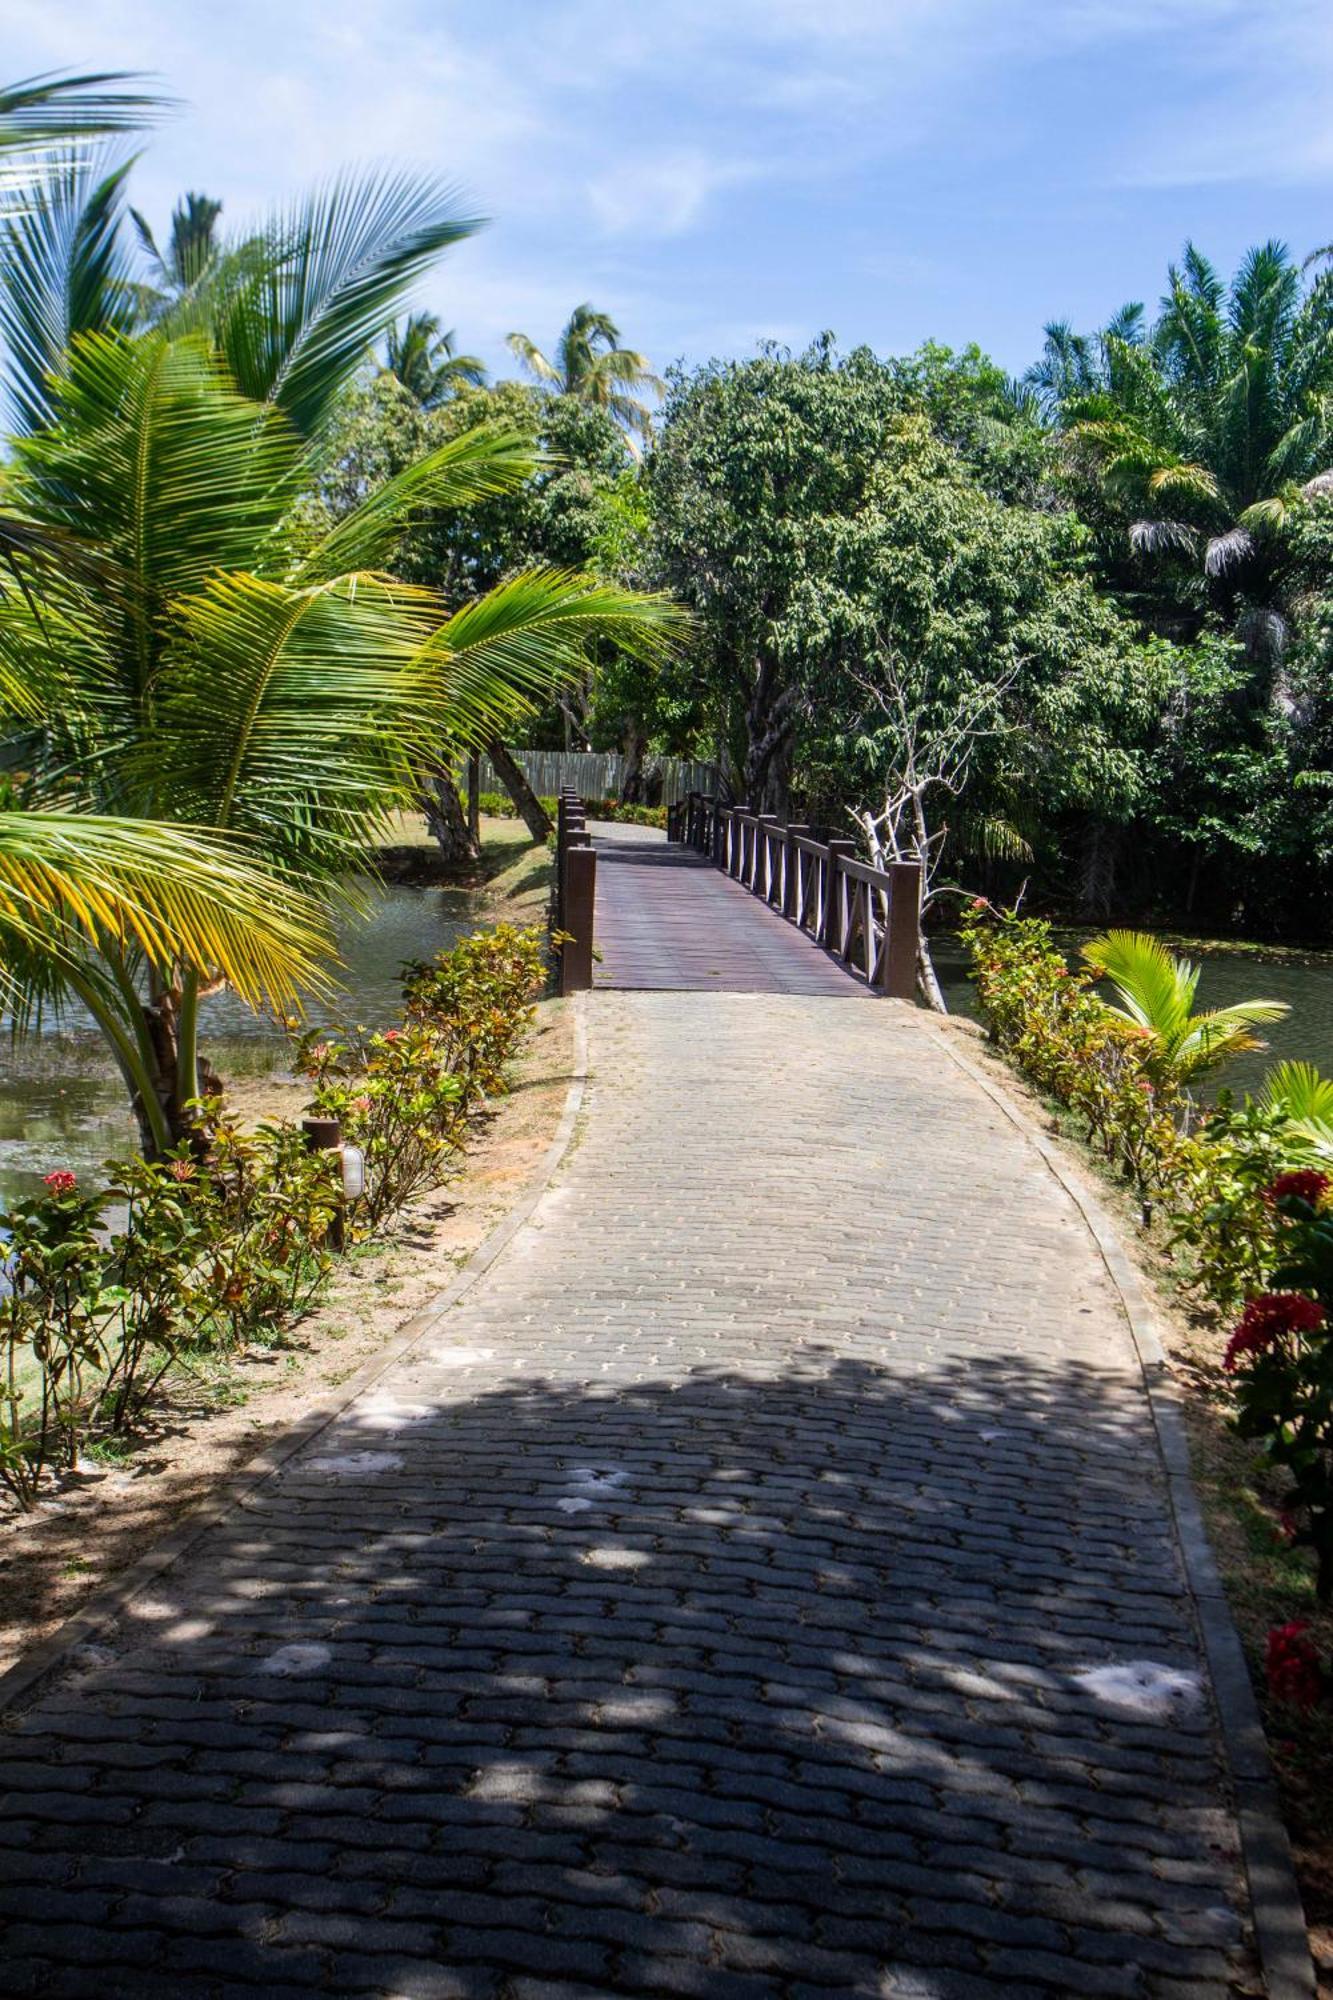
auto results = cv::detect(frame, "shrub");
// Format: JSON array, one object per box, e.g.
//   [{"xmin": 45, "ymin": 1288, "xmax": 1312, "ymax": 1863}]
[
  {"xmin": 0, "ymin": 923, "xmax": 545, "ymax": 1512},
  {"xmin": 961, "ymin": 908, "xmax": 1301, "ymax": 1312},
  {"xmin": 0, "ymin": 1173, "xmax": 116, "ymax": 1505},
  {"xmin": 476, "ymin": 789, "xmax": 667, "ymax": 829},
  {"xmin": 295, "ymin": 1020, "xmax": 469, "ymax": 1229},
  {"xmin": 1226, "ymin": 1172, "xmax": 1333, "ymax": 1602}
]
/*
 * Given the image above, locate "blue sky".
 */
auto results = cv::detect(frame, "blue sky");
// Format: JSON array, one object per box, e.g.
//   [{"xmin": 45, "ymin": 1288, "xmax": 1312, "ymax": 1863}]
[{"xmin": 5, "ymin": 0, "xmax": 1333, "ymax": 383}]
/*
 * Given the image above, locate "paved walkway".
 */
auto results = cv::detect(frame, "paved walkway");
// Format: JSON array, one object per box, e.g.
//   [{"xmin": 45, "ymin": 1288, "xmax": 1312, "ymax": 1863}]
[
  {"xmin": 0, "ymin": 993, "xmax": 1253, "ymax": 1997},
  {"xmin": 592, "ymin": 825, "xmax": 863, "ymax": 994}
]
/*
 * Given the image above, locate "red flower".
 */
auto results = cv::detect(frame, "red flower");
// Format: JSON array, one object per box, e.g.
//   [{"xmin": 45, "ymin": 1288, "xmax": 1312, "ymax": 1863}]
[
  {"xmin": 1224, "ymin": 1292, "xmax": 1325, "ymax": 1372},
  {"xmin": 42, "ymin": 1170, "xmax": 77, "ymax": 1195},
  {"xmin": 1266, "ymin": 1169, "xmax": 1330, "ymax": 1209},
  {"xmin": 383, "ymin": 1029, "xmax": 401, "ymax": 1043},
  {"xmin": 1266, "ymin": 1621, "xmax": 1324, "ymax": 1712},
  {"xmin": 969, "ymin": 897, "xmax": 988, "ymax": 913}
]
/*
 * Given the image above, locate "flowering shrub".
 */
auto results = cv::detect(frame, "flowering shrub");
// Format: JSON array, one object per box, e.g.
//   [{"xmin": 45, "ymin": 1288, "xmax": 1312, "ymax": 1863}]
[
  {"xmin": 0, "ymin": 923, "xmax": 545, "ymax": 1510},
  {"xmin": 1266, "ymin": 1621, "xmax": 1325, "ymax": 1711},
  {"xmin": 961, "ymin": 911, "xmax": 1312, "ymax": 1312},
  {"xmin": 0, "ymin": 1174, "xmax": 115, "ymax": 1505},
  {"xmin": 402, "ymin": 923, "xmax": 546, "ymax": 1100},
  {"xmin": 1227, "ymin": 1172, "xmax": 1333, "ymax": 1603},
  {"xmin": 298, "ymin": 926, "xmax": 545, "ymax": 1229},
  {"xmin": 960, "ymin": 909, "xmax": 1184, "ymax": 1190},
  {"xmin": 296, "ymin": 1019, "xmax": 467, "ymax": 1228},
  {"xmin": 1165, "ymin": 1100, "xmax": 1291, "ymax": 1313}
]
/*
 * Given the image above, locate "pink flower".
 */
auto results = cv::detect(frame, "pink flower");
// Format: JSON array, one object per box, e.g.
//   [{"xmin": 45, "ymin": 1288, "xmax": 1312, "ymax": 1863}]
[
  {"xmin": 309, "ymin": 1042, "xmax": 333, "ymax": 1064},
  {"xmin": 1266, "ymin": 1622, "xmax": 1323, "ymax": 1712},
  {"xmin": 969, "ymin": 897, "xmax": 988, "ymax": 913},
  {"xmin": 1224, "ymin": 1292, "xmax": 1325, "ymax": 1372},
  {"xmin": 1266, "ymin": 1170, "xmax": 1330, "ymax": 1210},
  {"xmin": 351, "ymin": 1095, "xmax": 372, "ymax": 1115},
  {"xmin": 42, "ymin": 1170, "xmax": 77, "ymax": 1195},
  {"xmin": 383, "ymin": 1029, "xmax": 401, "ymax": 1043}
]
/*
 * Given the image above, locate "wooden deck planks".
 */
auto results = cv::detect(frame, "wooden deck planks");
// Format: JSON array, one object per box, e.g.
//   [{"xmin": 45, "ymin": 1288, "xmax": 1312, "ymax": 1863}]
[{"xmin": 592, "ymin": 825, "xmax": 871, "ymax": 995}]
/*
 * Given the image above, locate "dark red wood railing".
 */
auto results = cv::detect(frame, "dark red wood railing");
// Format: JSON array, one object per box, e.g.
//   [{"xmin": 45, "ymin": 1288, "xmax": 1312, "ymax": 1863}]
[{"xmin": 666, "ymin": 793, "xmax": 922, "ymax": 999}]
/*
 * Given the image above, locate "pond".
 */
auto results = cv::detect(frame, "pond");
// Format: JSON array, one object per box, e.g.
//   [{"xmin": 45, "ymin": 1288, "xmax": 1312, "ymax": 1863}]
[
  {"xmin": 931, "ymin": 931, "xmax": 1333, "ymax": 1101},
  {"xmin": 0, "ymin": 880, "xmax": 479, "ymax": 1206}
]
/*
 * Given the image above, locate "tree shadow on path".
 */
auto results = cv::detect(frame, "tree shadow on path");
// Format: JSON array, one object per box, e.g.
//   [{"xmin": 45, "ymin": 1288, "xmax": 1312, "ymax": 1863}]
[{"xmin": 0, "ymin": 1349, "xmax": 1252, "ymax": 1999}]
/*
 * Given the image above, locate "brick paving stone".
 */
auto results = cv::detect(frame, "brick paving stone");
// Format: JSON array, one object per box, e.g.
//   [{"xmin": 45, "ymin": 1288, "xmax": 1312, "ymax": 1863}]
[{"xmin": 0, "ymin": 978, "xmax": 1259, "ymax": 1995}]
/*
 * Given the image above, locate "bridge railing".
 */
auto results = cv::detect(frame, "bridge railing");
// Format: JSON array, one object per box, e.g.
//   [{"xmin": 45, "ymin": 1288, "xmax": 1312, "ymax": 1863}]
[
  {"xmin": 666, "ymin": 792, "xmax": 922, "ymax": 999},
  {"xmin": 554, "ymin": 790, "xmax": 596, "ymax": 995}
]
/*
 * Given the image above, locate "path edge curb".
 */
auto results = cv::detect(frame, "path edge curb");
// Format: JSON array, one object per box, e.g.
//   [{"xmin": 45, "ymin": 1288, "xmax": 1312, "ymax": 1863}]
[
  {"xmin": 927, "ymin": 1022, "xmax": 1316, "ymax": 2000},
  {"xmin": 0, "ymin": 995, "xmax": 591, "ymax": 1722}
]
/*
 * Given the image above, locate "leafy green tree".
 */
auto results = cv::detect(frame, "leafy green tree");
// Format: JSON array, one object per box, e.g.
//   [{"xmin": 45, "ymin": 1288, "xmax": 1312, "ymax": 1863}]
[
  {"xmin": 650, "ymin": 339, "xmax": 1154, "ymax": 861},
  {"xmin": 507, "ymin": 303, "xmax": 663, "ymax": 453}
]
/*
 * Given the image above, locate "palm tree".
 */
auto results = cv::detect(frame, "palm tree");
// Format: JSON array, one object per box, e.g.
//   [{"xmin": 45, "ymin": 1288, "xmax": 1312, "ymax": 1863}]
[
  {"xmin": 1082, "ymin": 930, "xmax": 1288, "ymax": 1086},
  {"xmin": 0, "ymin": 172, "xmax": 682, "ymax": 1157},
  {"xmin": 506, "ymin": 303, "xmax": 663, "ymax": 452},
  {"xmin": 131, "ymin": 190, "xmax": 224, "ymax": 305},
  {"xmin": 383, "ymin": 311, "xmax": 486, "ymax": 406},
  {"xmin": 1032, "ymin": 244, "xmax": 1333, "ymax": 660}
]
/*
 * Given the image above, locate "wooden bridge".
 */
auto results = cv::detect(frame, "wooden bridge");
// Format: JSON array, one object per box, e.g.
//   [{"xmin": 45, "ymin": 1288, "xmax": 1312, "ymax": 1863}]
[{"xmin": 554, "ymin": 791, "xmax": 923, "ymax": 999}]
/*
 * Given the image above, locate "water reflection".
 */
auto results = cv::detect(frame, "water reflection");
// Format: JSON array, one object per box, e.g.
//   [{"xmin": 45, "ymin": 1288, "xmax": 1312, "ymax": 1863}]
[
  {"xmin": 932, "ymin": 932, "xmax": 1333, "ymax": 1100},
  {"xmin": 0, "ymin": 883, "xmax": 476, "ymax": 1204}
]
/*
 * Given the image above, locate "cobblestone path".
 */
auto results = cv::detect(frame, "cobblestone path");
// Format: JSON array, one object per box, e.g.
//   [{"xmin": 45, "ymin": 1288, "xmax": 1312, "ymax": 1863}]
[{"xmin": 0, "ymin": 993, "xmax": 1255, "ymax": 1997}]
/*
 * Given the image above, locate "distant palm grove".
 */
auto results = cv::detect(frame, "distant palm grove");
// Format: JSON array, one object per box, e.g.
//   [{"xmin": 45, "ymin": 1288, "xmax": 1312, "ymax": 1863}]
[{"xmin": 6, "ymin": 67, "xmax": 1333, "ymax": 969}]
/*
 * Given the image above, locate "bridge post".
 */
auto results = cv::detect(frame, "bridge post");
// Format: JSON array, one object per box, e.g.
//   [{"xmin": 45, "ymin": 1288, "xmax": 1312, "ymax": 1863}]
[
  {"xmin": 754, "ymin": 815, "xmax": 779, "ymax": 901},
  {"xmin": 728, "ymin": 807, "xmax": 749, "ymax": 878},
  {"xmin": 881, "ymin": 861, "xmax": 921, "ymax": 999},
  {"xmin": 822, "ymin": 840, "xmax": 856, "ymax": 956},
  {"xmin": 783, "ymin": 826, "xmax": 810, "ymax": 922},
  {"xmin": 559, "ymin": 835, "xmax": 596, "ymax": 995}
]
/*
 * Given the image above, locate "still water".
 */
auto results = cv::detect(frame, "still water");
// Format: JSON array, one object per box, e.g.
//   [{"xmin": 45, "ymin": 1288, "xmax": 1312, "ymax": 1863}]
[
  {"xmin": 932, "ymin": 932, "xmax": 1333, "ymax": 1101},
  {"xmin": 0, "ymin": 881, "xmax": 478, "ymax": 1205}
]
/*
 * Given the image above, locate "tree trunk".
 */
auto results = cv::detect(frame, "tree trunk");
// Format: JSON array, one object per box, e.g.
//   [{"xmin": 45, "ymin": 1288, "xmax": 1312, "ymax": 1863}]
[
  {"xmin": 743, "ymin": 658, "xmax": 797, "ymax": 816},
  {"xmin": 423, "ymin": 766, "xmax": 480, "ymax": 866},
  {"xmin": 466, "ymin": 750, "xmax": 481, "ymax": 844},
  {"xmin": 487, "ymin": 738, "xmax": 552, "ymax": 841},
  {"xmin": 1078, "ymin": 819, "xmax": 1119, "ymax": 920},
  {"xmin": 917, "ymin": 932, "xmax": 948, "ymax": 1014},
  {"xmin": 620, "ymin": 720, "xmax": 649, "ymax": 803}
]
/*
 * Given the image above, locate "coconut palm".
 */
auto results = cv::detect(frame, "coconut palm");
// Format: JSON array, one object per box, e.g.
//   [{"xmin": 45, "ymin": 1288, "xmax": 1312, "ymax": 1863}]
[
  {"xmin": 1082, "ymin": 930, "xmax": 1288, "ymax": 1086},
  {"xmin": 383, "ymin": 312, "xmax": 486, "ymax": 406},
  {"xmin": 131, "ymin": 190, "xmax": 224, "ymax": 306},
  {"xmin": 506, "ymin": 303, "xmax": 663, "ymax": 451},
  {"xmin": 0, "ymin": 173, "xmax": 682, "ymax": 1157},
  {"xmin": 1033, "ymin": 244, "xmax": 1333, "ymax": 660}
]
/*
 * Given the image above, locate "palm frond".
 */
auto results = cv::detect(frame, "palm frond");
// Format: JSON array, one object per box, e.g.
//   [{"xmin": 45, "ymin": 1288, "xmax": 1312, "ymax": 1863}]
[
  {"xmin": 0, "ymin": 809, "xmax": 332, "ymax": 1010},
  {"xmin": 0, "ymin": 153, "xmax": 140, "ymax": 429},
  {"xmin": 212, "ymin": 169, "xmax": 483, "ymax": 438},
  {"xmin": 296, "ymin": 427, "xmax": 539, "ymax": 583}
]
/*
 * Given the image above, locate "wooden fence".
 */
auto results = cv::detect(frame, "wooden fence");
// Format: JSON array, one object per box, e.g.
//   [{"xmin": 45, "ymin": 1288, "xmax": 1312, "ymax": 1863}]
[
  {"xmin": 667, "ymin": 792, "xmax": 922, "ymax": 1000},
  {"xmin": 477, "ymin": 750, "xmax": 717, "ymax": 807}
]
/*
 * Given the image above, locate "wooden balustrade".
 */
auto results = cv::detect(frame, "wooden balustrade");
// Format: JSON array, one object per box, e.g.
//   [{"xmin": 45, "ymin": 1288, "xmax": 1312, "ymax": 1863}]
[
  {"xmin": 554, "ymin": 789, "xmax": 596, "ymax": 995},
  {"xmin": 669, "ymin": 793, "xmax": 922, "ymax": 999}
]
